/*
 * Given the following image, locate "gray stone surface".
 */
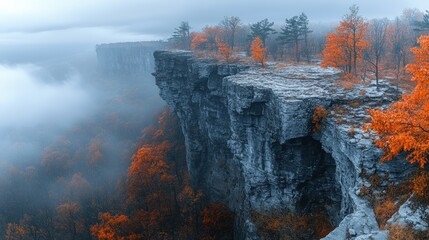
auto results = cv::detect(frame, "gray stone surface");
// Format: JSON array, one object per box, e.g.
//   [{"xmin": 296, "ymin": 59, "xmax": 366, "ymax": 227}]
[
  {"xmin": 153, "ymin": 50, "xmax": 415, "ymax": 240},
  {"xmin": 388, "ymin": 198, "xmax": 429, "ymax": 231}
]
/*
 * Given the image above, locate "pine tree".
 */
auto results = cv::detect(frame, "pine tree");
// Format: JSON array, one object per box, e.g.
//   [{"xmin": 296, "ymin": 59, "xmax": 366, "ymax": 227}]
[
  {"xmin": 249, "ymin": 19, "xmax": 276, "ymax": 47},
  {"xmin": 172, "ymin": 21, "xmax": 191, "ymax": 49}
]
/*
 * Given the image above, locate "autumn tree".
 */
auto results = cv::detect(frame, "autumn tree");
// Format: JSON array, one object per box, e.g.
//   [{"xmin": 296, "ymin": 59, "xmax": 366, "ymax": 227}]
[
  {"xmin": 5, "ymin": 223, "xmax": 27, "ymax": 240},
  {"xmin": 191, "ymin": 33, "xmax": 208, "ymax": 51},
  {"xmin": 56, "ymin": 202, "xmax": 84, "ymax": 240},
  {"xmin": 321, "ymin": 5, "xmax": 369, "ymax": 78},
  {"xmin": 367, "ymin": 35, "xmax": 429, "ymax": 168},
  {"xmin": 216, "ymin": 37, "xmax": 234, "ymax": 62},
  {"xmin": 249, "ymin": 18, "xmax": 276, "ymax": 47},
  {"xmin": 191, "ymin": 27, "xmax": 223, "ymax": 52},
  {"xmin": 250, "ymin": 37, "xmax": 267, "ymax": 66},
  {"xmin": 220, "ymin": 16, "xmax": 241, "ymax": 50},
  {"xmin": 127, "ymin": 142, "xmax": 175, "ymax": 206},
  {"xmin": 90, "ymin": 213, "xmax": 141, "ymax": 240},
  {"xmin": 364, "ymin": 18, "xmax": 389, "ymax": 87},
  {"xmin": 202, "ymin": 203, "xmax": 234, "ymax": 240},
  {"xmin": 88, "ymin": 137, "xmax": 104, "ymax": 167}
]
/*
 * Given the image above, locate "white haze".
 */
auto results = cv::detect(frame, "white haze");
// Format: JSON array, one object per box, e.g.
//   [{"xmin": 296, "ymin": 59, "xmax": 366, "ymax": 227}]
[
  {"xmin": 0, "ymin": 65, "xmax": 92, "ymax": 128},
  {"xmin": 0, "ymin": 64, "xmax": 94, "ymax": 164}
]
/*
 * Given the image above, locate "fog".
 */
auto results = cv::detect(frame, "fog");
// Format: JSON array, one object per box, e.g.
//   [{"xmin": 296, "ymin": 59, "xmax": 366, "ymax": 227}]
[
  {"xmin": 0, "ymin": 26, "xmax": 166, "ymax": 234},
  {"xmin": 0, "ymin": 0, "xmax": 427, "ymax": 238},
  {"xmin": 0, "ymin": 0, "xmax": 427, "ymax": 46},
  {"xmin": 0, "ymin": 65, "xmax": 92, "ymax": 128},
  {"xmin": 0, "ymin": 64, "xmax": 95, "ymax": 164}
]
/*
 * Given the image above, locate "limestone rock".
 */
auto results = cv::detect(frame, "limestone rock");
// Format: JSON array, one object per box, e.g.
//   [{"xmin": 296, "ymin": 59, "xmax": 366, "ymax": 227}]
[{"xmin": 153, "ymin": 50, "xmax": 414, "ymax": 239}]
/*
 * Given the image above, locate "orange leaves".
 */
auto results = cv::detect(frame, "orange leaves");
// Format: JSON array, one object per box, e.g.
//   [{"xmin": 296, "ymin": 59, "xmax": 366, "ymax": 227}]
[
  {"xmin": 321, "ymin": 6, "xmax": 369, "ymax": 77},
  {"xmin": 321, "ymin": 32, "xmax": 348, "ymax": 69},
  {"xmin": 251, "ymin": 209, "xmax": 333, "ymax": 239},
  {"xmin": 411, "ymin": 171, "xmax": 429, "ymax": 200},
  {"xmin": 191, "ymin": 27, "xmax": 238, "ymax": 63},
  {"xmin": 312, "ymin": 105, "xmax": 329, "ymax": 132},
  {"xmin": 90, "ymin": 213, "xmax": 140, "ymax": 240},
  {"xmin": 202, "ymin": 203, "xmax": 234, "ymax": 239},
  {"xmin": 407, "ymin": 36, "xmax": 429, "ymax": 85},
  {"xmin": 215, "ymin": 37, "xmax": 233, "ymax": 62},
  {"xmin": 191, "ymin": 33, "xmax": 208, "ymax": 50},
  {"xmin": 250, "ymin": 37, "xmax": 266, "ymax": 66},
  {"xmin": 5, "ymin": 223, "xmax": 26, "ymax": 240},
  {"xmin": 374, "ymin": 199, "xmax": 398, "ymax": 227},
  {"xmin": 191, "ymin": 26, "xmax": 222, "ymax": 52},
  {"xmin": 88, "ymin": 138, "xmax": 103, "ymax": 166},
  {"xmin": 127, "ymin": 141, "xmax": 174, "ymax": 205},
  {"xmin": 367, "ymin": 35, "xmax": 429, "ymax": 168}
]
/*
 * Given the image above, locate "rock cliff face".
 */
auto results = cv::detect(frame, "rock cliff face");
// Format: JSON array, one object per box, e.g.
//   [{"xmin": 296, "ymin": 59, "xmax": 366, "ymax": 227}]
[
  {"xmin": 153, "ymin": 50, "xmax": 414, "ymax": 239},
  {"xmin": 96, "ymin": 41, "xmax": 165, "ymax": 77}
]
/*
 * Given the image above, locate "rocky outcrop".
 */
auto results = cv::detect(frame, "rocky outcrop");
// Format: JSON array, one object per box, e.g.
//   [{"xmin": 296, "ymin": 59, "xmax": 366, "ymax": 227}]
[
  {"xmin": 153, "ymin": 50, "xmax": 415, "ymax": 239},
  {"xmin": 96, "ymin": 41, "xmax": 165, "ymax": 77}
]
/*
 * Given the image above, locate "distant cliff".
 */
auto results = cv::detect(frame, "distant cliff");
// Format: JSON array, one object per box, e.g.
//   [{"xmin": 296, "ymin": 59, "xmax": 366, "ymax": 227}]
[
  {"xmin": 153, "ymin": 51, "xmax": 423, "ymax": 239},
  {"xmin": 96, "ymin": 41, "xmax": 165, "ymax": 77}
]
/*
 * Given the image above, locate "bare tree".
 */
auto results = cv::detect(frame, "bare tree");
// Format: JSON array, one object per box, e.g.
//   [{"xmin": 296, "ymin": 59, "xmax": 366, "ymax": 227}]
[
  {"xmin": 344, "ymin": 5, "xmax": 367, "ymax": 78},
  {"xmin": 389, "ymin": 17, "xmax": 408, "ymax": 87},
  {"xmin": 364, "ymin": 18, "xmax": 388, "ymax": 88},
  {"xmin": 220, "ymin": 16, "xmax": 241, "ymax": 50}
]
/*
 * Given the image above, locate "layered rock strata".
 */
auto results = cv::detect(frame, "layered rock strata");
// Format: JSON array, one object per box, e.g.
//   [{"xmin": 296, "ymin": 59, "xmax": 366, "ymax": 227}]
[{"xmin": 153, "ymin": 50, "xmax": 414, "ymax": 239}]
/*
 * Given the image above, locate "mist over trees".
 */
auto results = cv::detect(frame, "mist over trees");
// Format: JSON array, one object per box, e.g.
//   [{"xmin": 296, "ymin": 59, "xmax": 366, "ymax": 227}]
[{"xmin": 2, "ymin": 2, "xmax": 429, "ymax": 240}]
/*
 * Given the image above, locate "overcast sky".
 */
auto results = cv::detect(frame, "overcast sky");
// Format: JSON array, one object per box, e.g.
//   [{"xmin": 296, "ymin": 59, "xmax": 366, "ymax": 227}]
[{"xmin": 0, "ymin": 0, "xmax": 427, "ymax": 62}]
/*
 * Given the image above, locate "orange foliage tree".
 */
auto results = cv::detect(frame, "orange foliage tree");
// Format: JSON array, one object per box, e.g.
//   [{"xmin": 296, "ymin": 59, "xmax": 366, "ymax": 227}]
[
  {"xmin": 250, "ymin": 37, "xmax": 266, "ymax": 66},
  {"xmin": 202, "ymin": 203, "xmax": 234, "ymax": 240},
  {"xmin": 321, "ymin": 5, "xmax": 369, "ymax": 77},
  {"xmin": 127, "ymin": 141, "xmax": 175, "ymax": 206},
  {"xmin": 90, "ymin": 213, "xmax": 141, "ymax": 240},
  {"xmin": 367, "ymin": 35, "xmax": 429, "ymax": 168},
  {"xmin": 56, "ymin": 202, "xmax": 84, "ymax": 240},
  {"xmin": 312, "ymin": 105, "xmax": 329, "ymax": 132},
  {"xmin": 191, "ymin": 32, "xmax": 208, "ymax": 50},
  {"xmin": 191, "ymin": 27, "xmax": 222, "ymax": 52},
  {"xmin": 215, "ymin": 37, "xmax": 233, "ymax": 62}
]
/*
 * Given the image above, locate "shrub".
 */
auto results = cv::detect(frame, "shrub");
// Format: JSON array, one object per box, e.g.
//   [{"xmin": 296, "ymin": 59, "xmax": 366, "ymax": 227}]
[
  {"xmin": 374, "ymin": 199, "xmax": 398, "ymax": 228},
  {"xmin": 348, "ymin": 127, "xmax": 357, "ymax": 137},
  {"xmin": 312, "ymin": 105, "xmax": 329, "ymax": 132},
  {"xmin": 411, "ymin": 171, "xmax": 429, "ymax": 203},
  {"xmin": 252, "ymin": 209, "xmax": 333, "ymax": 240},
  {"xmin": 387, "ymin": 223, "xmax": 416, "ymax": 240}
]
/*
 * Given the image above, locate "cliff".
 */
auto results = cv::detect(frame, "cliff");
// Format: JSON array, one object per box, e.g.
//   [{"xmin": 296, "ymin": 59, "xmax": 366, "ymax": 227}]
[
  {"xmin": 96, "ymin": 41, "xmax": 165, "ymax": 77},
  {"xmin": 153, "ymin": 51, "xmax": 417, "ymax": 239}
]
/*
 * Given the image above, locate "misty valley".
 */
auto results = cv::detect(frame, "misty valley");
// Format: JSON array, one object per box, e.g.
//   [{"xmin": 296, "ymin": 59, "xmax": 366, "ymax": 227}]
[{"xmin": 1, "ymin": 2, "xmax": 429, "ymax": 240}]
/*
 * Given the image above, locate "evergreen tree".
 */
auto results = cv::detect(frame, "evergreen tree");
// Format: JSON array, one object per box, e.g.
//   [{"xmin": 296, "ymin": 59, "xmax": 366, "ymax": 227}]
[
  {"xmin": 278, "ymin": 13, "xmax": 312, "ymax": 62},
  {"xmin": 413, "ymin": 10, "xmax": 429, "ymax": 32},
  {"xmin": 171, "ymin": 21, "xmax": 191, "ymax": 49},
  {"xmin": 299, "ymin": 13, "xmax": 312, "ymax": 62},
  {"xmin": 278, "ymin": 16, "xmax": 302, "ymax": 62},
  {"xmin": 249, "ymin": 18, "xmax": 276, "ymax": 47}
]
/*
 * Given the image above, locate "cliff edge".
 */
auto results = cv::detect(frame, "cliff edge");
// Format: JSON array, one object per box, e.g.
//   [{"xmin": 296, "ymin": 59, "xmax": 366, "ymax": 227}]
[{"xmin": 153, "ymin": 50, "xmax": 415, "ymax": 239}]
